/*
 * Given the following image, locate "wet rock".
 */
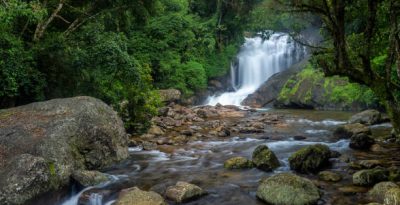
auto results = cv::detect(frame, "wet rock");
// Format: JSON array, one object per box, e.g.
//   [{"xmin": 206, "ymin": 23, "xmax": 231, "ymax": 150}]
[
  {"xmin": 252, "ymin": 145, "xmax": 280, "ymax": 171},
  {"xmin": 388, "ymin": 166, "xmax": 400, "ymax": 181},
  {"xmin": 224, "ymin": 157, "xmax": 253, "ymax": 169},
  {"xmin": 370, "ymin": 144, "xmax": 389, "ymax": 152},
  {"xmin": 318, "ymin": 171, "xmax": 342, "ymax": 182},
  {"xmin": 239, "ymin": 127, "xmax": 264, "ymax": 134},
  {"xmin": 78, "ymin": 189, "xmax": 113, "ymax": 205},
  {"xmin": 349, "ymin": 110, "xmax": 382, "ymax": 125},
  {"xmin": 293, "ymin": 135, "xmax": 307, "ymax": 140},
  {"xmin": 330, "ymin": 150, "xmax": 341, "ymax": 158},
  {"xmin": 334, "ymin": 123, "xmax": 371, "ymax": 139},
  {"xmin": 0, "ymin": 96, "xmax": 128, "ymax": 205},
  {"xmin": 384, "ymin": 188, "xmax": 400, "ymax": 205},
  {"xmin": 368, "ymin": 182, "xmax": 399, "ymax": 203},
  {"xmin": 353, "ymin": 168, "xmax": 389, "ymax": 186},
  {"xmin": 72, "ymin": 170, "xmax": 108, "ymax": 187},
  {"xmin": 159, "ymin": 89, "xmax": 181, "ymax": 103},
  {"xmin": 116, "ymin": 187, "xmax": 167, "ymax": 205},
  {"xmin": 196, "ymin": 108, "xmax": 219, "ymax": 119},
  {"xmin": 289, "ymin": 144, "xmax": 332, "ymax": 173},
  {"xmin": 256, "ymin": 173, "xmax": 320, "ymax": 205},
  {"xmin": 366, "ymin": 203, "xmax": 383, "ymax": 205},
  {"xmin": 338, "ymin": 185, "xmax": 368, "ymax": 194},
  {"xmin": 349, "ymin": 133, "xmax": 375, "ymax": 150},
  {"xmin": 165, "ymin": 181, "xmax": 206, "ymax": 203},
  {"xmin": 142, "ymin": 141, "xmax": 157, "ymax": 151},
  {"xmin": 358, "ymin": 160, "xmax": 385, "ymax": 169}
]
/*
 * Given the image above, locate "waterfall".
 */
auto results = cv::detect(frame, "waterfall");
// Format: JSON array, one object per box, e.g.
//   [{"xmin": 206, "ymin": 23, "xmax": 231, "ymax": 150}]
[{"xmin": 206, "ymin": 32, "xmax": 306, "ymax": 106}]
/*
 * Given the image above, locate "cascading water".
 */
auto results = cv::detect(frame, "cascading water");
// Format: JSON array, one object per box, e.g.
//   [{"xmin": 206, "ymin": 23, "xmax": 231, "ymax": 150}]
[{"xmin": 206, "ymin": 32, "xmax": 306, "ymax": 106}]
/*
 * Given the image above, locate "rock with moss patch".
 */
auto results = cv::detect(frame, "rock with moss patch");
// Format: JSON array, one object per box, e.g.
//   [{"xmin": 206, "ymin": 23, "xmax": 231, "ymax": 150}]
[
  {"xmin": 368, "ymin": 182, "xmax": 399, "ymax": 203},
  {"xmin": 383, "ymin": 188, "xmax": 400, "ymax": 205},
  {"xmin": 0, "ymin": 96, "xmax": 128, "ymax": 205},
  {"xmin": 334, "ymin": 123, "xmax": 371, "ymax": 139},
  {"xmin": 256, "ymin": 173, "xmax": 320, "ymax": 205},
  {"xmin": 252, "ymin": 145, "xmax": 280, "ymax": 171},
  {"xmin": 165, "ymin": 181, "xmax": 206, "ymax": 203},
  {"xmin": 350, "ymin": 133, "xmax": 375, "ymax": 150},
  {"xmin": 116, "ymin": 187, "xmax": 167, "ymax": 205},
  {"xmin": 353, "ymin": 168, "xmax": 389, "ymax": 186},
  {"xmin": 224, "ymin": 157, "xmax": 253, "ymax": 169},
  {"xmin": 289, "ymin": 144, "xmax": 332, "ymax": 173},
  {"xmin": 72, "ymin": 170, "xmax": 109, "ymax": 187},
  {"xmin": 318, "ymin": 171, "xmax": 342, "ymax": 182}
]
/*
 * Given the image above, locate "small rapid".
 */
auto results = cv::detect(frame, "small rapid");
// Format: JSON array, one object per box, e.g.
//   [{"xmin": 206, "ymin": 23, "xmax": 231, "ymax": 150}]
[{"xmin": 207, "ymin": 32, "xmax": 306, "ymax": 106}]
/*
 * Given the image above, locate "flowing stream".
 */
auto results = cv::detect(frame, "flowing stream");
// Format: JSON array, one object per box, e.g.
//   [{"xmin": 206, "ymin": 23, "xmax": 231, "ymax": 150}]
[{"xmin": 207, "ymin": 32, "xmax": 306, "ymax": 106}]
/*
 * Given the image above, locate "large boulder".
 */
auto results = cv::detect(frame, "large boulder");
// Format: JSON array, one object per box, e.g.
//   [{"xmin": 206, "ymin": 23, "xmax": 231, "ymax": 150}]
[
  {"xmin": 353, "ymin": 168, "xmax": 389, "ymax": 186},
  {"xmin": 256, "ymin": 173, "xmax": 320, "ymax": 205},
  {"xmin": 252, "ymin": 145, "xmax": 280, "ymax": 171},
  {"xmin": 289, "ymin": 144, "xmax": 332, "ymax": 173},
  {"xmin": 116, "ymin": 187, "xmax": 167, "ymax": 205},
  {"xmin": 333, "ymin": 123, "xmax": 371, "ymax": 139},
  {"xmin": 159, "ymin": 89, "xmax": 181, "ymax": 103},
  {"xmin": 0, "ymin": 96, "xmax": 128, "ymax": 205},
  {"xmin": 384, "ymin": 188, "xmax": 400, "ymax": 205},
  {"xmin": 349, "ymin": 109, "xmax": 382, "ymax": 125},
  {"xmin": 72, "ymin": 170, "xmax": 109, "ymax": 187},
  {"xmin": 165, "ymin": 181, "xmax": 206, "ymax": 203}
]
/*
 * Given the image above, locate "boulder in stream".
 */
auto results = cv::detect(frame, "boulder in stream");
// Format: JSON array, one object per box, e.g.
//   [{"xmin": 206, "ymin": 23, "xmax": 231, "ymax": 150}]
[
  {"xmin": 353, "ymin": 168, "xmax": 389, "ymax": 186},
  {"xmin": 72, "ymin": 170, "xmax": 109, "ymax": 187},
  {"xmin": 289, "ymin": 144, "xmax": 332, "ymax": 173},
  {"xmin": 116, "ymin": 187, "xmax": 167, "ymax": 205},
  {"xmin": 349, "ymin": 133, "xmax": 375, "ymax": 150},
  {"xmin": 256, "ymin": 173, "xmax": 320, "ymax": 205},
  {"xmin": 383, "ymin": 188, "xmax": 400, "ymax": 205},
  {"xmin": 318, "ymin": 171, "xmax": 342, "ymax": 182},
  {"xmin": 252, "ymin": 145, "xmax": 280, "ymax": 171},
  {"xmin": 0, "ymin": 96, "xmax": 128, "ymax": 205},
  {"xmin": 368, "ymin": 182, "xmax": 399, "ymax": 203},
  {"xmin": 165, "ymin": 181, "xmax": 206, "ymax": 203},
  {"xmin": 349, "ymin": 109, "xmax": 382, "ymax": 125},
  {"xmin": 333, "ymin": 123, "xmax": 371, "ymax": 139}
]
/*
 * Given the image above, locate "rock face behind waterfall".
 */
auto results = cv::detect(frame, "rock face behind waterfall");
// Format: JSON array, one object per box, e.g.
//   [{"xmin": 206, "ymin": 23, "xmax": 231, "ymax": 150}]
[{"xmin": 0, "ymin": 96, "xmax": 129, "ymax": 205}]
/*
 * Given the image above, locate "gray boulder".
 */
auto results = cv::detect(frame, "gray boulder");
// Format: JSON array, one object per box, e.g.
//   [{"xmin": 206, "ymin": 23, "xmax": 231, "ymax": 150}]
[
  {"xmin": 0, "ymin": 96, "xmax": 128, "ymax": 205},
  {"xmin": 349, "ymin": 109, "xmax": 382, "ymax": 125},
  {"xmin": 165, "ymin": 181, "xmax": 206, "ymax": 203},
  {"xmin": 256, "ymin": 173, "xmax": 320, "ymax": 205}
]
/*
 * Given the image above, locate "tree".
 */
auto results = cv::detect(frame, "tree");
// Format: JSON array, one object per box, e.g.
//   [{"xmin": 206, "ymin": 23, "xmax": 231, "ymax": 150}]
[{"xmin": 277, "ymin": 0, "xmax": 400, "ymax": 136}]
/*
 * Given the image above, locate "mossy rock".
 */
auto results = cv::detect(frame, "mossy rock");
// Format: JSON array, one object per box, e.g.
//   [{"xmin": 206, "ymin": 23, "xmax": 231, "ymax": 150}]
[
  {"xmin": 256, "ymin": 173, "xmax": 320, "ymax": 205},
  {"xmin": 368, "ymin": 182, "xmax": 399, "ymax": 203},
  {"xmin": 318, "ymin": 171, "xmax": 342, "ymax": 182},
  {"xmin": 289, "ymin": 144, "xmax": 332, "ymax": 173},
  {"xmin": 383, "ymin": 188, "xmax": 400, "ymax": 205},
  {"xmin": 224, "ymin": 157, "xmax": 253, "ymax": 169},
  {"xmin": 353, "ymin": 168, "xmax": 389, "ymax": 186},
  {"xmin": 252, "ymin": 145, "xmax": 280, "ymax": 171}
]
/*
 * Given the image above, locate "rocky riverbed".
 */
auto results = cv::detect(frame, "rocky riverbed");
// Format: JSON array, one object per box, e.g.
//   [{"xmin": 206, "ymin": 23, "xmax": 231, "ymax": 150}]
[{"xmin": 27, "ymin": 103, "xmax": 400, "ymax": 205}]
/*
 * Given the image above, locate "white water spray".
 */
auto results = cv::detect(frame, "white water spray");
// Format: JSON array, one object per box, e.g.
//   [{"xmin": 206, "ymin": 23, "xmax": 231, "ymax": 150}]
[{"xmin": 207, "ymin": 32, "xmax": 306, "ymax": 106}]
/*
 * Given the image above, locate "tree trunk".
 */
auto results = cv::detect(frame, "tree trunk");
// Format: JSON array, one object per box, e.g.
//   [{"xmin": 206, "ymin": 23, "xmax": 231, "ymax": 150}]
[{"xmin": 386, "ymin": 99, "xmax": 400, "ymax": 137}]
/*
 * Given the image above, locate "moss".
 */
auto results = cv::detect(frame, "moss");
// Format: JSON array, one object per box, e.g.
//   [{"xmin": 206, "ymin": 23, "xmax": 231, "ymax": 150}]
[
  {"xmin": 224, "ymin": 157, "xmax": 253, "ymax": 169},
  {"xmin": 288, "ymin": 144, "xmax": 331, "ymax": 173},
  {"xmin": 48, "ymin": 162, "xmax": 56, "ymax": 176}
]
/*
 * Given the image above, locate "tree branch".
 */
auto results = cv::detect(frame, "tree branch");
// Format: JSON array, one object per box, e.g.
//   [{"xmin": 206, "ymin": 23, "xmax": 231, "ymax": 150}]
[{"xmin": 33, "ymin": 0, "xmax": 65, "ymax": 42}]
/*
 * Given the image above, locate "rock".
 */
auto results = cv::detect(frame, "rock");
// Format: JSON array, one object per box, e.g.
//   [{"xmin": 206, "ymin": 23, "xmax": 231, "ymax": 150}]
[
  {"xmin": 384, "ymin": 188, "xmax": 400, "ymax": 205},
  {"xmin": 353, "ymin": 168, "xmax": 389, "ymax": 186},
  {"xmin": 388, "ymin": 166, "xmax": 400, "ymax": 181},
  {"xmin": 370, "ymin": 144, "xmax": 389, "ymax": 152},
  {"xmin": 366, "ymin": 203, "xmax": 383, "ymax": 205},
  {"xmin": 318, "ymin": 171, "xmax": 342, "ymax": 182},
  {"xmin": 349, "ymin": 133, "xmax": 375, "ymax": 150},
  {"xmin": 159, "ymin": 89, "xmax": 181, "ymax": 103},
  {"xmin": 349, "ymin": 110, "xmax": 382, "ymax": 125},
  {"xmin": 368, "ymin": 182, "xmax": 399, "ymax": 203},
  {"xmin": 358, "ymin": 160, "xmax": 385, "ymax": 169},
  {"xmin": 251, "ymin": 145, "xmax": 280, "ymax": 171},
  {"xmin": 115, "ymin": 187, "xmax": 167, "ymax": 205},
  {"xmin": 288, "ymin": 144, "xmax": 332, "ymax": 173},
  {"xmin": 165, "ymin": 181, "xmax": 206, "ymax": 203},
  {"xmin": 293, "ymin": 135, "xmax": 307, "ymax": 140},
  {"xmin": 72, "ymin": 170, "xmax": 108, "ymax": 187},
  {"xmin": 79, "ymin": 189, "xmax": 113, "ymax": 205},
  {"xmin": 338, "ymin": 185, "xmax": 368, "ymax": 194},
  {"xmin": 209, "ymin": 80, "xmax": 223, "ymax": 89},
  {"xmin": 256, "ymin": 173, "xmax": 320, "ymax": 205},
  {"xmin": 224, "ymin": 157, "xmax": 253, "ymax": 169},
  {"xmin": 334, "ymin": 123, "xmax": 371, "ymax": 139},
  {"xmin": 148, "ymin": 125, "xmax": 165, "ymax": 136},
  {"xmin": 142, "ymin": 141, "xmax": 157, "ymax": 150},
  {"xmin": 0, "ymin": 96, "xmax": 128, "ymax": 205}
]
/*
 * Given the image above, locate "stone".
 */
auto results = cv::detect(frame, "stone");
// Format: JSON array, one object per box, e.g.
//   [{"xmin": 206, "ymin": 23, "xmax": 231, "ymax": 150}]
[
  {"xmin": 148, "ymin": 125, "xmax": 165, "ymax": 136},
  {"xmin": 358, "ymin": 160, "xmax": 385, "ymax": 169},
  {"xmin": 224, "ymin": 157, "xmax": 253, "ymax": 169},
  {"xmin": 256, "ymin": 173, "xmax": 320, "ymax": 205},
  {"xmin": 251, "ymin": 145, "xmax": 280, "ymax": 171},
  {"xmin": 349, "ymin": 109, "xmax": 382, "ymax": 125},
  {"xmin": 288, "ymin": 144, "xmax": 332, "ymax": 173},
  {"xmin": 165, "ymin": 181, "xmax": 206, "ymax": 203},
  {"xmin": 353, "ymin": 168, "xmax": 389, "ymax": 186},
  {"xmin": 338, "ymin": 185, "xmax": 368, "ymax": 194},
  {"xmin": 72, "ymin": 170, "xmax": 108, "ymax": 187},
  {"xmin": 368, "ymin": 182, "xmax": 399, "ymax": 203},
  {"xmin": 350, "ymin": 133, "xmax": 375, "ymax": 150},
  {"xmin": 0, "ymin": 96, "xmax": 128, "ymax": 205},
  {"xmin": 115, "ymin": 187, "xmax": 167, "ymax": 205},
  {"xmin": 159, "ymin": 89, "xmax": 181, "ymax": 103},
  {"xmin": 383, "ymin": 188, "xmax": 400, "ymax": 205},
  {"xmin": 334, "ymin": 123, "xmax": 371, "ymax": 139},
  {"xmin": 318, "ymin": 171, "xmax": 342, "ymax": 182}
]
